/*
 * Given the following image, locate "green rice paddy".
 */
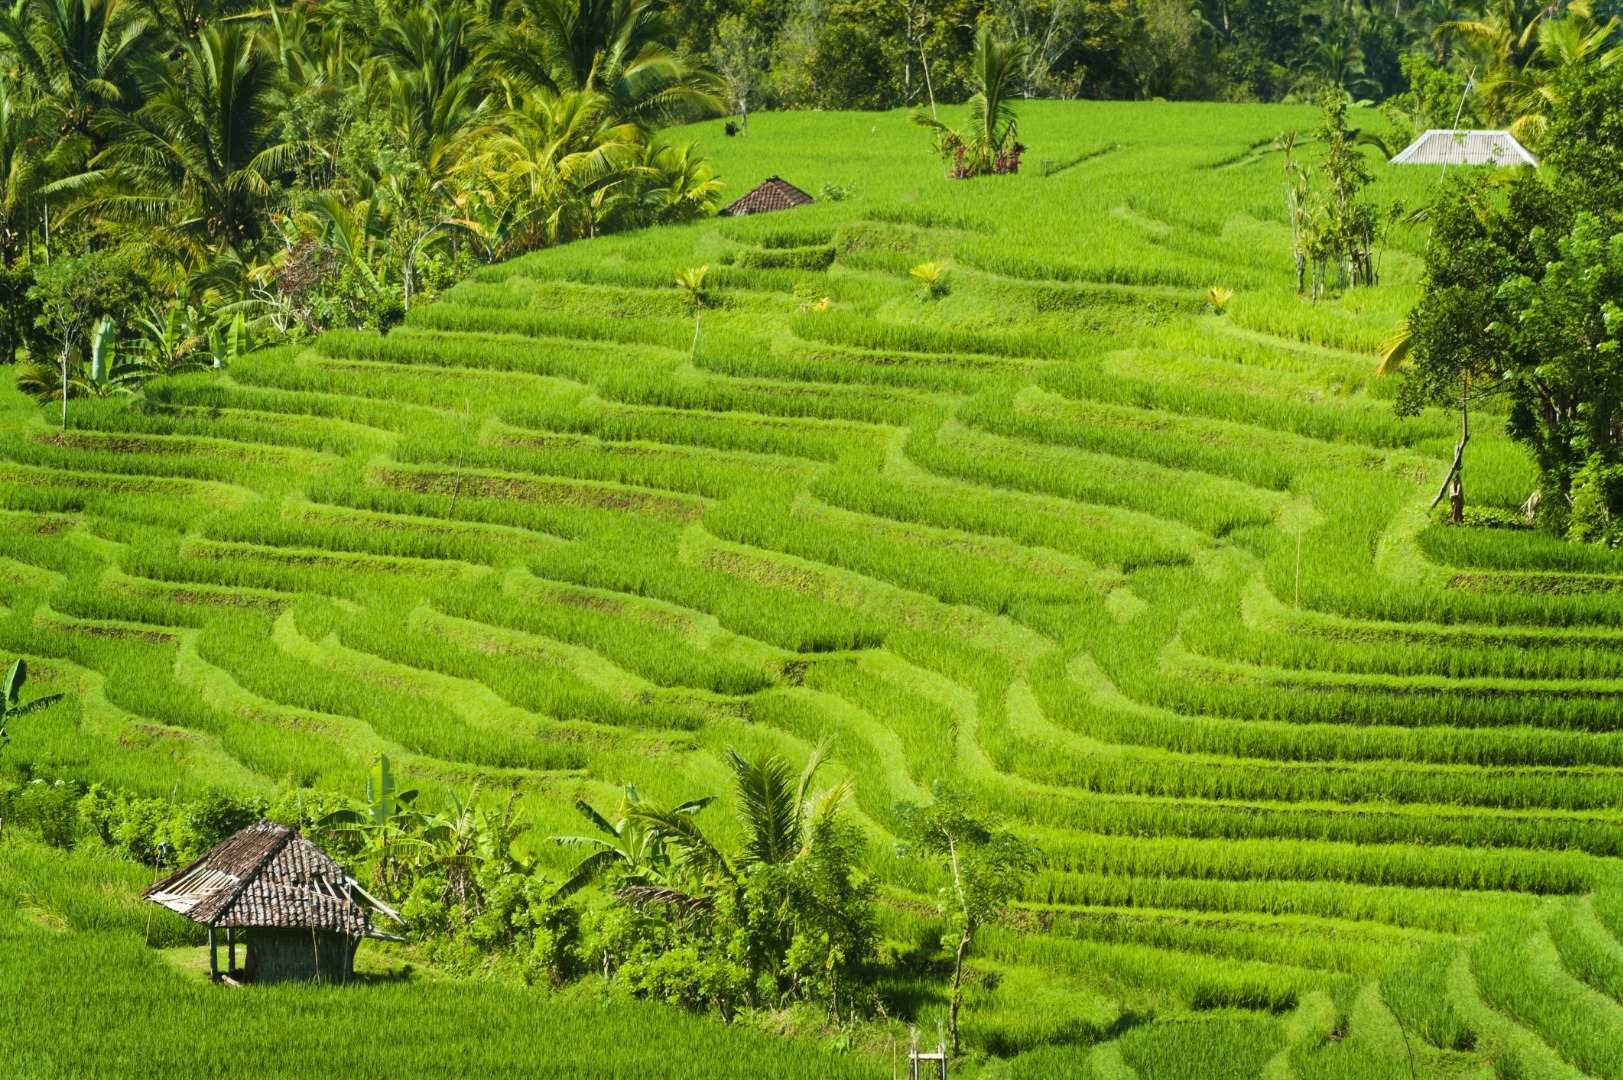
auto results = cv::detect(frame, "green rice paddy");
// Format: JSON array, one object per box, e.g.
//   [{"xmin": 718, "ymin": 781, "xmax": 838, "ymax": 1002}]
[{"xmin": 6, "ymin": 101, "xmax": 1623, "ymax": 1078}]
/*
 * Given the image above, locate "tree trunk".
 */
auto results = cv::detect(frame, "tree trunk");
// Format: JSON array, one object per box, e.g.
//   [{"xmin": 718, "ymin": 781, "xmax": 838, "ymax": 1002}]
[
  {"xmin": 949, "ymin": 928, "xmax": 970, "ymax": 1055},
  {"xmin": 59, "ymin": 339, "xmax": 71, "ymax": 431},
  {"xmin": 921, "ymin": 44, "xmax": 938, "ymax": 119}
]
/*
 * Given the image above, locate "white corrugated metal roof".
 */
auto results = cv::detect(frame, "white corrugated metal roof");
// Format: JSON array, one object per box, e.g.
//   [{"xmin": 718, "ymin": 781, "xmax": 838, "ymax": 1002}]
[{"xmin": 1390, "ymin": 130, "xmax": 1539, "ymax": 167}]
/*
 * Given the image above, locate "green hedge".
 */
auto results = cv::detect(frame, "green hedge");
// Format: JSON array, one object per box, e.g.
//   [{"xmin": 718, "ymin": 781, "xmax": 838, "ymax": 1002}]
[{"xmin": 734, "ymin": 244, "xmax": 836, "ymax": 272}]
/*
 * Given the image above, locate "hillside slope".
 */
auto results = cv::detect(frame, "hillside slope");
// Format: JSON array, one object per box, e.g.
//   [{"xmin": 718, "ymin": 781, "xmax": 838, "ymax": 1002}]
[{"xmin": 4, "ymin": 103, "xmax": 1621, "ymax": 1075}]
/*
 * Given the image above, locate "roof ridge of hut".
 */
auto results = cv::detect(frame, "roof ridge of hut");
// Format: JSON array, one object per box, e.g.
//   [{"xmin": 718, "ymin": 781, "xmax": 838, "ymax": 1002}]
[{"xmin": 717, "ymin": 176, "xmax": 815, "ymax": 217}]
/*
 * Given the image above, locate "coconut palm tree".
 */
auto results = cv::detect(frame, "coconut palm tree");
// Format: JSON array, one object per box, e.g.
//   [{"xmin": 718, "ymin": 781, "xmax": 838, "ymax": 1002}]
[
  {"xmin": 1480, "ymin": 1, "xmax": 1622, "ymax": 141},
  {"xmin": 484, "ymin": 0, "xmax": 721, "ymax": 128},
  {"xmin": 1431, "ymin": 0, "xmax": 1582, "ymax": 134},
  {"xmin": 637, "ymin": 137, "xmax": 723, "ymax": 227},
  {"xmin": 0, "ymin": 0, "xmax": 160, "ymax": 148},
  {"xmin": 478, "ymin": 88, "xmax": 639, "ymax": 250},
  {"xmin": 0, "ymin": 71, "xmax": 72, "ymax": 267},
  {"xmin": 1297, "ymin": 25, "xmax": 1383, "ymax": 99},
  {"xmin": 372, "ymin": 0, "xmax": 492, "ymax": 176},
  {"xmin": 367, "ymin": 2, "xmax": 496, "ymax": 307},
  {"xmin": 911, "ymin": 29, "xmax": 1027, "ymax": 177},
  {"xmin": 626, "ymin": 741, "xmax": 849, "ymax": 901},
  {"xmin": 0, "ymin": 78, "xmax": 77, "ymax": 358},
  {"xmin": 68, "ymin": 22, "xmax": 301, "ymax": 270},
  {"xmin": 130, "ymin": 0, "xmax": 255, "ymax": 44}
]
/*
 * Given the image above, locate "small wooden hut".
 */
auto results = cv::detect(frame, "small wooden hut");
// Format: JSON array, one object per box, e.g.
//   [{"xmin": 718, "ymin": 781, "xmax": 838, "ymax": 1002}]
[
  {"xmin": 143, "ymin": 819, "xmax": 403, "ymax": 985},
  {"xmin": 717, "ymin": 175, "xmax": 814, "ymax": 217},
  {"xmin": 1389, "ymin": 130, "xmax": 1538, "ymax": 167}
]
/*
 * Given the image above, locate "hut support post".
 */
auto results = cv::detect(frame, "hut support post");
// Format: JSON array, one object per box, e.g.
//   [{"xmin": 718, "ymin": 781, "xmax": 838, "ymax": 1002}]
[
  {"xmin": 227, "ymin": 928, "xmax": 236, "ymax": 974},
  {"xmin": 208, "ymin": 925, "xmax": 218, "ymax": 980}
]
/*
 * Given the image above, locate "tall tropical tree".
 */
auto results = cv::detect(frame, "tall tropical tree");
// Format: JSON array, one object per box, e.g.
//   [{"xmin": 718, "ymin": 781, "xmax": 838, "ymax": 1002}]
[
  {"xmin": 70, "ymin": 22, "xmax": 300, "ymax": 270},
  {"xmin": 485, "ymin": 0, "xmax": 721, "ymax": 127},
  {"xmin": 0, "ymin": 0, "xmax": 159, "ymax": 146},
  {"xmin": 898, "ymin": 785, "xmax": 1037, "ymax": 1057}
]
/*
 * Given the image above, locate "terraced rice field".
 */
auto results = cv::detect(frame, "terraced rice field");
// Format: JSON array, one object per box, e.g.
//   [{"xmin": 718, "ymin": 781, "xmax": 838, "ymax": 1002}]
[{"xmin": 6, "ymin": 102, "xmax": 1623, "ymax": 1075}]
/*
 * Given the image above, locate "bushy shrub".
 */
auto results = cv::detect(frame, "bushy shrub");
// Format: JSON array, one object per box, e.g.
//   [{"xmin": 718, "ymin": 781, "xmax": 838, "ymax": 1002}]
[
  {"xmin": 77, "ymin": 784, "xmax": 268, "ymax": 864},
  {"xmin": 734, "ymin": 246, "xmax": 836, "ymax": 272},
  {"xmin": 1566, "ymin": 453, "xmax": 1623, "ymax": 544},
  {"xmin": 625, "ymin": 945, "xmax": 752, "ymax": 1018},
  {"xmin": 1431, "ymin": 504, "xmax": 1533, "ymax": 530},
  {"xmin": 14, "ymin": 780, "xmax": 80, "ymax": 848}
]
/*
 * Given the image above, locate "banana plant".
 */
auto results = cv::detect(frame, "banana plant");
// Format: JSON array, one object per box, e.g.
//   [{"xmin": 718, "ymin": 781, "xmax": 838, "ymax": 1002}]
[
  {"xmin": 78, "ymin": 317, "xmax": 152, "ymax": 398},
  {"xmin": 392, "ymin": 786, "xmax": 535, "ymax": 911},
  {"xmin": 1, "ymin": 659, "xmax": 65, "ymax": 749},
  {"xmin": 207, "ymin": 312, "xmax": 250, "ymax": 369},
  {"xmin": 133, "ymin": 302, "xmax": 201, "ymax": 371},
  {"xmin": 318, "ymin": 753, "xmax": 421, "ymax": 893}
]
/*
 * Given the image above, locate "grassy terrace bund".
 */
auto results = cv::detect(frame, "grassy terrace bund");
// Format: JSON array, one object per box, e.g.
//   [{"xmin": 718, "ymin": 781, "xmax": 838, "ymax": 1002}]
[{"xmin": 7, "ymin": 103, "xmax": 1623, "ymax": 1078}]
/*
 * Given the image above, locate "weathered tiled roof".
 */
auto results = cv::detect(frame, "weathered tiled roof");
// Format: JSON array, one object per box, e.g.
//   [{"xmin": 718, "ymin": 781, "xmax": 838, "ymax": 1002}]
[
  {"xmin": 1390, "ymin": 130, "xmax": 1538, "ymax": 167},
  {"xmin": 143, "ymin": 820, "xmax": 400, "ymax": 938},
  {"xmin": 717, "ymin": 176, "xmax": 814, "ymax": 217}
]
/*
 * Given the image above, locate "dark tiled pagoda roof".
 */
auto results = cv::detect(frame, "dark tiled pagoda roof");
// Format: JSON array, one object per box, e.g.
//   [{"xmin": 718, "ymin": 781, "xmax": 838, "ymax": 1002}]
[
  {"xmin": 717, "ymin": 176, "xmax": 814, "ymax": 217},
  {"xmin": 143, "ymin": 819, "xmax": 400, "ymax": 938}
]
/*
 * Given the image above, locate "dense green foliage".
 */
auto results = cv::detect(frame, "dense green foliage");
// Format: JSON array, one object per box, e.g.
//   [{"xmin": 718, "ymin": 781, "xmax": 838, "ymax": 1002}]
[
  {"xmin": 1399, "ymin": 59, "xmax": 1623, "ymax": 539},
  {"xmin": 680, "ymin": 0, "xmax": 1623, "ymax": 114},
  {"xmin": 0, "ymin": 0, "xmax": 726, "ymax": 384}
]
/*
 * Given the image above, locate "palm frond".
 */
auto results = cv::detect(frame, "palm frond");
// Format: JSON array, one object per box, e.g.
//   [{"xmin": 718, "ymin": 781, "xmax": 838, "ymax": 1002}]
[
  {"xmin": 1377, "ymin": 321, "xmax": 1414, "ymax": 377},
  {"xmin": 624, "ymin": 803, "xmax": 736, "ymax": 886},
  {"xmin": 550, "ymin": 847, "xmax": 623, "ymax": 899}
]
